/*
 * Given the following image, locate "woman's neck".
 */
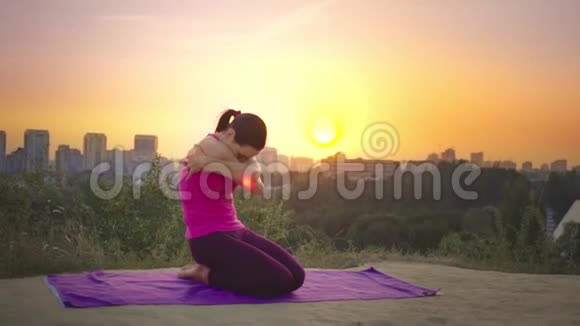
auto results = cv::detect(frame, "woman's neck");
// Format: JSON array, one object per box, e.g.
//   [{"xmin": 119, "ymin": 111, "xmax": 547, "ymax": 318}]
[{"xmin": 214, "ymin": 132, "xmax": 237, "ymax": 157}]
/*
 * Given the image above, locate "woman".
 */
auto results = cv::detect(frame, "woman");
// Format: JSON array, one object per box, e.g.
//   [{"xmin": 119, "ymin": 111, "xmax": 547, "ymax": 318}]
[{"xmin": 178, "ymin": 109, "xmax": 305, "ymax": 298}]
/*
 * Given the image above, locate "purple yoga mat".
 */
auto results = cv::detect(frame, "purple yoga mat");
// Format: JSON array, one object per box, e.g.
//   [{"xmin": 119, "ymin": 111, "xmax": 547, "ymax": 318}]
[{"xmin": 44, "ymin": 267, "xmax": 438, "ymax": 308}]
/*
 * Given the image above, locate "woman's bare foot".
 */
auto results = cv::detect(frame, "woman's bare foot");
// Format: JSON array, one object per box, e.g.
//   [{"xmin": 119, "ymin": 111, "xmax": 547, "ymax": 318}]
[
  {"xmin": 178, "ymin": 264, "xmax": 210, "ymax": 284},
  {"xmin": 178, "ymin": 264, "xmax": 196, "ymax": 280}
]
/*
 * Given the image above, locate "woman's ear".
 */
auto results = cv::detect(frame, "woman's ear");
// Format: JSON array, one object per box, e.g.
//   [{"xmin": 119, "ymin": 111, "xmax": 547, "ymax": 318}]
[{"xmin": 224, "ymin": 128, "xmax": 236, "ymax": 141}]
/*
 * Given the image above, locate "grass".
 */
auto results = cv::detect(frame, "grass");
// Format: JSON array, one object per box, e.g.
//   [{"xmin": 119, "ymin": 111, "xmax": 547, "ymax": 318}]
[
  {"xmin": 3, "ymin": 237, "xmax": 580, "ymax": 279},
  {"xmin": 0, "ymin": 232, "xmax": 461, "ymax": 279}
]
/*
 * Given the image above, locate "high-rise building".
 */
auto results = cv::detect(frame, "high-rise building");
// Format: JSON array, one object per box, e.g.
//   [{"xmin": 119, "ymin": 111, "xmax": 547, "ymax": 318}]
[
  {"xmin": 257, "ymin": 147, "xmax": 278, "ymax": 164},
  {"xmin": 6, "ymin": 147, "xmax": 25, "ymax": 173},
  {"xmin": 441, "ymin": 148, "xmax": 456, "ymax": 162},
  {"xmin": 522, "ymin": 161, "xmax": 533, "ymax": 172},
  {"xmin": 540, "ymin": 163, "xmax": 550, "ymax": 172},
  {"xmin": 55, "ymin": 145, "xmax": 68, "ymax": 174},
  {"xmin": 56, "ymin": 145, "xmax": 83, "ymax": 175},
  {"xmin": 69, "ymin": 149, "xmax": 82, "ymax": 173},
  {"xmin": 134, "ymin": 135, "xmax": 158, "ymax": 162},
  {"xmin": 24, "ymin": 129, "xmax": 50, "ymax": 172},
  {"xmin": 500, "ymin": 160, "xmax": 517, "ymax": 170},
  {"xmin": 104, "ymin": 147, "xmax": 134, "ymax": 175},
  {"xmin": 290, "ymin": 156, "xmax": 314, "ymax": 172},
  {"xmin": 84, "ymin": 133, "xmax": 107, "ymax": 170},
  {"xmin": 320, "ymin": 152, "xmax": 399, "ymax": 179},
  {"xmin": 470, "ymin": 152, "xmax": 484, "ymax": 166},
  {"xmin": 0, "ymin": 130, "xmax": 6, "ymax": 172},
  {"xmin": 277, "ymin": 154, "xmax": 289, "ymax": 166},
  {"xmin": 124, "ymin": 149, "xmax": 136, "ymax": 175},
  {"xmin": 482, "ymin": 161, "xmax": 493, "ymax": 168},
  {"xmin": 550, "ymin": 159, "xmax": 568, "ymax": 173},
  {"xmin": 426, "ymin": 153, "xmax": 439, "ymax": 162}
]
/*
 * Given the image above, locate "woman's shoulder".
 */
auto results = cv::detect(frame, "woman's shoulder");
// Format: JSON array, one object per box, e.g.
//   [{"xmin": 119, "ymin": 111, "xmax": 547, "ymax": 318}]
[
  {"xmin": 197, "ymin": 134, "xmax": 236, "ymax": 161},
  {"xmin": 186, "ymin": 134, "xmax": 219, "ymax": 156}
]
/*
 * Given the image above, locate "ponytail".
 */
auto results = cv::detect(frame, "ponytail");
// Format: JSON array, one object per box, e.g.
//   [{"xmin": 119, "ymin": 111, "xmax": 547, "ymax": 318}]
[
  {"xmin": 215, "ymin": 109, "xmax": 241, "ymax": 132},
  {"xmin": 213, "ymin": 110, "xmax": 267, "ymax": 150}
]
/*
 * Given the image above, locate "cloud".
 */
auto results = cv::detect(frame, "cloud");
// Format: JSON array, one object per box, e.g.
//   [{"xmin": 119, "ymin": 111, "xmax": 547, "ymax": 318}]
[
  {"xmin": 259, "ymin": 0, "xmax": 334, "ymax": 40},
  {"xmin": 199, "ymin": 0, "xmax": 335, "ymax": 47},
  {"xmin": 98, "ymin": 15, "xmax": 157, "ymax": 22}
]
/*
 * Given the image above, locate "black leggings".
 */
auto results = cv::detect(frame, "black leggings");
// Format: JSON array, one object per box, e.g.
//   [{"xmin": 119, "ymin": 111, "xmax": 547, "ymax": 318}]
[{"xmin": 188, "ymin": 228, "xmax": 305, "ymax": 298}]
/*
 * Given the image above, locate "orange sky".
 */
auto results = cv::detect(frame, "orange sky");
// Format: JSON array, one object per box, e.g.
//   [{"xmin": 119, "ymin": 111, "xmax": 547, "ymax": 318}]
[{"xmin": 1, "ymin": 0, "xmax": 579, "ymax": 166}]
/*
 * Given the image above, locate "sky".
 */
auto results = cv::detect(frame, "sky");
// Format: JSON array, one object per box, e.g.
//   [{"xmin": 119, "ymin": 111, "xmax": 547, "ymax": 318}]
[{"xmin": 1, "ymin": 0, "xmax": 579, "ymax": 166}]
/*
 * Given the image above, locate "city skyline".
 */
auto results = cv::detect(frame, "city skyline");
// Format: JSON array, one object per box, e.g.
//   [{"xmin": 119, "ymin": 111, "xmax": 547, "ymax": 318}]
[
  {"xmin": 0, "ymin": 129, "xmax": 578, "ymax": 171},
  {"xmin": 2, "ymin": 115, "xmax": 578, "ymax": 168}
]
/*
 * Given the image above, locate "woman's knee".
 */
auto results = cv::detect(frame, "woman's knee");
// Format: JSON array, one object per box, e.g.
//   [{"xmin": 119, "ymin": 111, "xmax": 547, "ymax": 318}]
[
  {"xmin": 251, "ymin": 267, "xmax": 295, "ymax": 298},
  {"xmin": 258, "ymin": 260, "xmax": 304, "ymax": 295},
  {"xmin": 291, "ymin": 265, "xmax": 306, "ymax": 291}
]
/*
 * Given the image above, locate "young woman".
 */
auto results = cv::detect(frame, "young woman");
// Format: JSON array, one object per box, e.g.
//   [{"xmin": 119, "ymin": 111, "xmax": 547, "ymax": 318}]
[{"xmin": 178, "ymin": 110, "xmax": 305, "ymax": 298}]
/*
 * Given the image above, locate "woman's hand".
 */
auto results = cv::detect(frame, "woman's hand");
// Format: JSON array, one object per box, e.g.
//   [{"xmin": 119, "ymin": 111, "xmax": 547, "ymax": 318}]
[
  {"xmin": 240, "ymin": 159, "xmax": 267, "ymax": 195},
  {"xmin": 186, "ymin": 144, "xmax": 209, "ymax": 176},
  {"xmin": 185, "ymin": 137, "xmax": 264, "ymax": 191}
]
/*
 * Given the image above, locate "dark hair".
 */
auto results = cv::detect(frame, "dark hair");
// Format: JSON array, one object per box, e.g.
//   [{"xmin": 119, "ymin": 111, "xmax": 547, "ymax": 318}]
[
  {"xmin": 215, "ymin": 109, "xmax": 241, "ymax": 133},
  {"xmin": 215, "ymin": 110, "xmax": 267, "ymax": 150}
]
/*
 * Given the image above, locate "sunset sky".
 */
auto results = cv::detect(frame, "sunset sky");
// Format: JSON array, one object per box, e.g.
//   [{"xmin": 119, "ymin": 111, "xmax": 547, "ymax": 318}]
[{"xmin": 1, "ymin": 0, "xmax": 579, "ymax": 166}]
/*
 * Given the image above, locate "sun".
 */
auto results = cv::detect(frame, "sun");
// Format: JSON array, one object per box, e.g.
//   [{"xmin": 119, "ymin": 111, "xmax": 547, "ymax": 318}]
[{"xmin": 309, "ymin": 116, "xmax": 340, "ymax": 147}]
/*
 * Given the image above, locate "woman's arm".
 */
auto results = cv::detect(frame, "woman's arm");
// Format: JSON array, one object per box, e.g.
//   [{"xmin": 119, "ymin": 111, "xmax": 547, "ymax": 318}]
[
  {"xmin": 240, "ymin": 158, "xmax": 265, "ymax": 196},
  {"xmin": 186, "ymin": 136, "xmax": 261, "ymax": 186}
]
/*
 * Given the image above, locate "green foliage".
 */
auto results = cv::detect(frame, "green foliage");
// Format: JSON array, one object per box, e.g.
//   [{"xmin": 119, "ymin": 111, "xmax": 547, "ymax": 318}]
[
  {"xmin": 2, "ymin": 165, "xmax": 580, "ymax": 278},
  {"xmin": 557, "ymin": 223, "xmax": 580, "ymax": 268},
  {"xmin": 513, "ymin": 206, "xmax": 548, "ymax": 264},
  {"xmin": 499, "ymin": 177, "xmax": 531, "ymax": 241},
  {"xmin": 544, "ymin": 172, "xmax": 580, "ymax": 223},
  {"xmin": 438, "ymin": 203, "xmax": 579, "ymax": 274},
  {"xmin": 0, "ymin": 170, "xmax": 327, "ymax": 278},
  {"xmin": 235, "ymin": 196, "xmax": 319, "ymax": 250},
  {"xmin": 341, "ymin": 210, "xmax": 462, "ymax": 253},
  {"xmin": 461, "ymin": 206, "xmax": 500, "ymax": 238}
]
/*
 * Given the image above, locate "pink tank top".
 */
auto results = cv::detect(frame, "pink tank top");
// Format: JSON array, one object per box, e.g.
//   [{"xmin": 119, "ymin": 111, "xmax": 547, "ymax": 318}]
[{"xmin": 179, "ymin": 134, "xmax": 245, "ymax": 239}]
